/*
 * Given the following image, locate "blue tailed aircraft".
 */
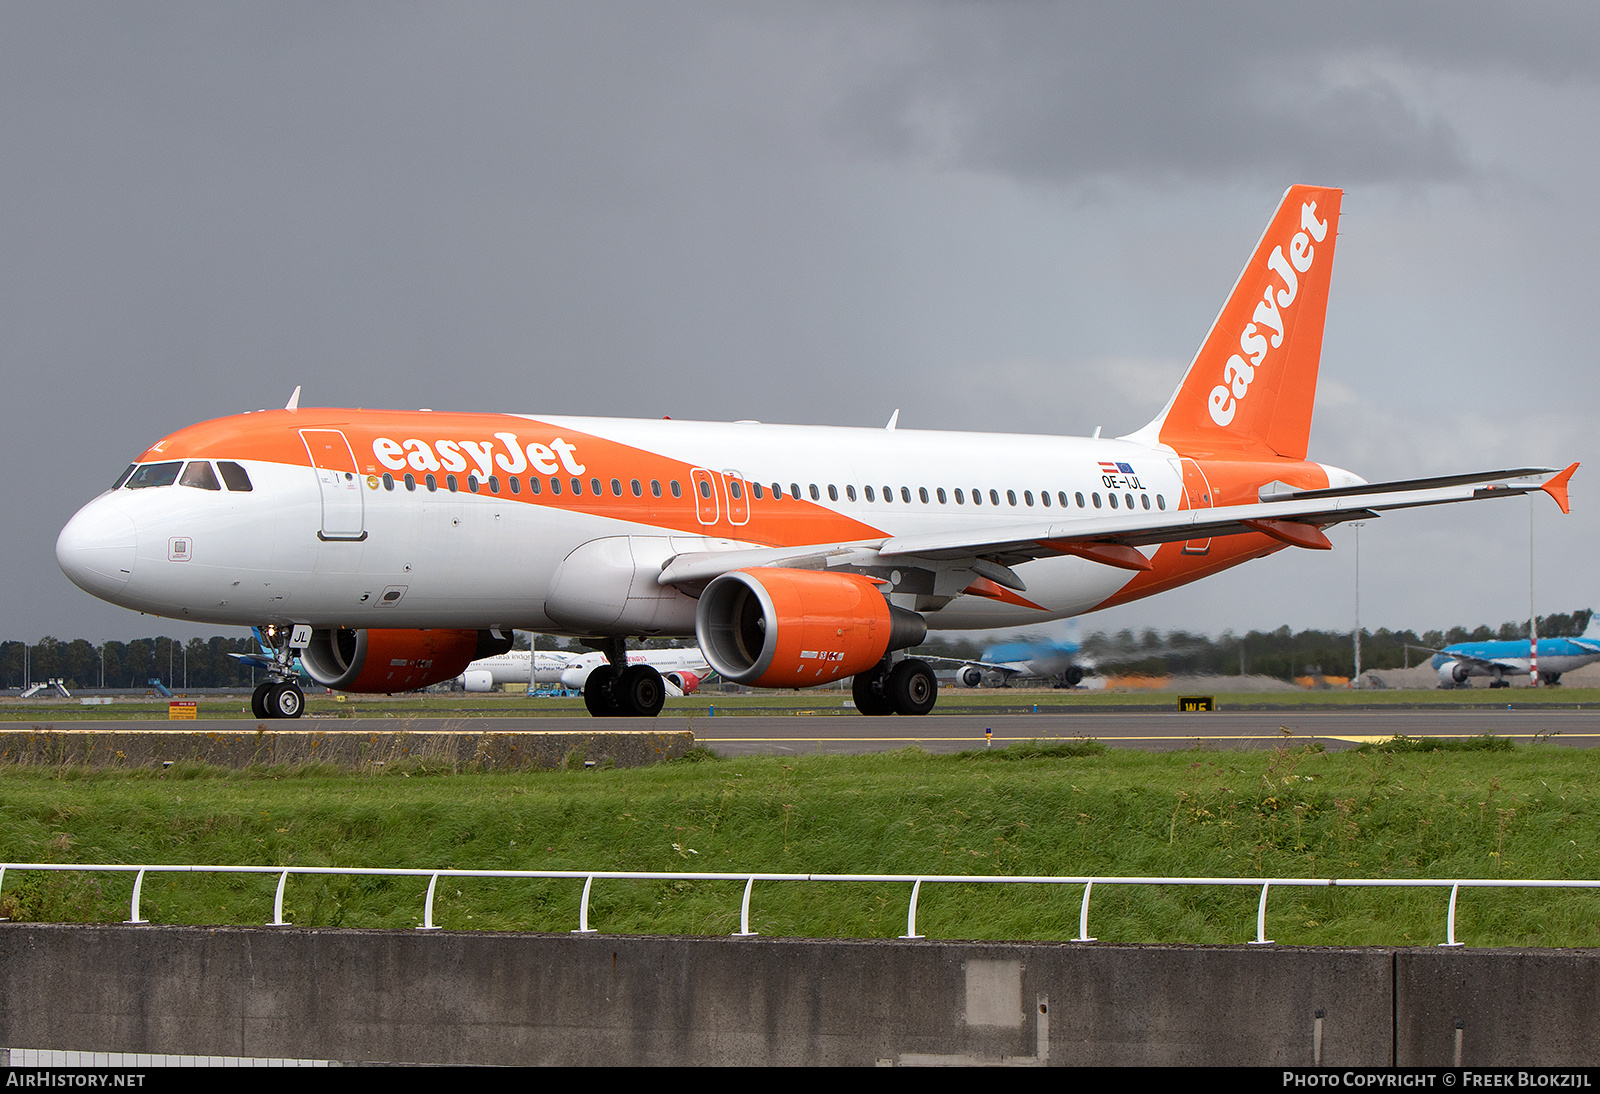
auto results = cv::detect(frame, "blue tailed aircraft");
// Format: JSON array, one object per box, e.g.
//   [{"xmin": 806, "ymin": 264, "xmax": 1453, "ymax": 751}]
[
  {"xmin": 1430, "ymin": 614, "xmax": 1600, "ymax": 688},
  {"xmin": 928, "ymin": 633, "xmax": 1089, "ymax": 689}
]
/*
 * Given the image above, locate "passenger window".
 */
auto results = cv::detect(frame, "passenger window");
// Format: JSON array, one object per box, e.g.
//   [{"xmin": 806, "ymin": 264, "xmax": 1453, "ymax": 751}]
[
  {"xmin": 1059, "ymin": 491, "xmax": 1070, "ymax": 508},
  {"xmin": 404, "ymin": 473, "xmax": 417, "ymax": 492},
  {"xmin": 790, "ymin": 483, "xmax": 801, "ymax": 499},
  {"xmin": 864, "ymin": 486, "xmax": 875, "ymax": 502},
  {"xmin": 809, "ymin": 484, "xmax": 820, "ymax": 501},
  {"xmin": 528, "ymin": 476, "xmax": 541, "ymax": 495},
  {"xmin": 731, "ymin": 481, "xmax": 743, "ymax": 500},
  {"xmin": 752, "ymin": 482, "xmax": 764, "ymax": 500},
  {"xmin": 466, "ymin": 474, "xmax": 477, "ymax": 493},
  {"xmin": 989, "ymin": 490, "xmax": 1000, "ymax": 506},
  {"xmin": 1024, "ymin": 490, "xmax": 1033, "ymax": 507},
  {"xmin": 488, "ymin": 476, "xmax": 499, "ymax": 494},
  {"xmin": 631, "ymin": 479, "xmax": 642, "ymax": 497},
  {"xmin": 590, "ymin": 477, "xmax": 601, "ymax": 495},
  {"xmin": 447, "ymin": 474, "xmax": 458, "ymax": 493},
  {"xmin": 971, "ymin": 489, "xmax": 981, "ymax": 506},
  {"xmin": 113, "ymin": 464, "xmax": 137, "ymax": 490},
  {"xmin": 218, "ymin": 462, "xmax": 253, "ymax": 492},
  {"xmin": 954, "ymin": 489, "xmax": 964, "ymax": 504},
  {"xmin": 1006, "ymin": 489, "xmax": 1017, "ymax": 506},
  {"xmin": 179, "ymin": 461, "xmax": 222, "ymax": 491},
  {"xmin": 1040, "ymin": 491, "xmax": 1050, "ymax": 508},
  {"xmin": 936, "ymin": 488, "xmax": 946, "ymax": 504},
  {"xmin": 846, "ymin": 485, "xmax": 856, "ymax": 501},
  {"xmin": 918, "ymin": 487, "xmax": 928, "ymax": 503},
  {"xmin": 670, "ymin": 480, "xmax": 682, "ymax": 498},
  {"xmin": 701, "ymin": 480, "xmax": 713, "ymax": 499},
  {"xmin": 611, "ymin": 478, "xmax": 622, "ymax": 496},
  {"xmin": 901, "ymin": 487, "xmax": 911, "ymax": 503},
  {"xmin": 508, "ymin": 476, "xmax": 520, "ymax": 494},
  {"xmin": 125, "ymin": 462, "xmax": 183, "ymax": 489},
  {"xmin": 1125, "ymin": 493, "xmax": 1134, "ymax": 509},
  {"xmin": 383, "ymin": 473, "xmax": 395, "ymax": 491},
  {"xmin": 651, "ymin": 480, "xmax": 662, "ymax": 498},
  {"xmin": 1141, "ymin": 494, "xmax": 1150, "ymax": 510},
  {"xmin": 770, "ymin": 483, "xmax": 781, "ymax": 499},
  {"xmin": 550, "ymin": 478, "xmax": 562, "ymax": 495},
  {"xmin": 1076, "ymin": 492, "xmax": 1086, "ymax": 507},
  {"xmin": 1157, "ymin": 495, "xmax": 1166, "ymax": 511},
  {"xmin": 1108, "ymin": 493, "xmax": 1118, "ymax": 509},
  {"xmin": 883, "ymin": 486, "xmax": 893, "ymax": 504},
  {"xmin": 827, "ymin": 484, "xmax": 837, "ymax": 501},
  {"xmin": 572, "ymin": 478, "xmax": 583, "ymax": 495},
  {"xmin": 1092, "ymin": 493, "xmax": 1102, "ymax": 508},
  {"xmin": 426, "ymin": 474, "xmax": 438, "ymax": 492}
]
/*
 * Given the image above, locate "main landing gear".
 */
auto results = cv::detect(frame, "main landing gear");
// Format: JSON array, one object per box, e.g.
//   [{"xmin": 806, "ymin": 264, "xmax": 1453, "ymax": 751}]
[
  {"xmin": 852, "ymin": 657, "xmax": 938, "ymax": 717},
  {"xmin": 582, "ymin": 638, "xmax": 667, "ymax": 718}
]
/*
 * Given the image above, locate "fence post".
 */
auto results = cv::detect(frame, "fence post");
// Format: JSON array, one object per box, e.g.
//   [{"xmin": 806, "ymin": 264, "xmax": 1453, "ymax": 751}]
[
  {"xmin": 734, "ymin": 877, "xmax": 757, "ymax": 937},
  {"xmin": 572, "ymin": 875, "xmax": 597, "ymax": 934},
  {"xmin": 1248, "ymin": 881, "xmax": 1273, "ymax": 945},
  {"xmin": 1440, "ymin": 883, "xmax": 1465, "ymax": 947},
  {"xmin": 125, "ymin": 868, "xmax": 149, "ymax": 925},
  {"xmin": 1074, "ymin": 881, "xmax": 1096, "ymax": 942},
  {"xmin": 267, "ymin": 869, "xmax": 291, "ymax": 926},
  {"xmin": 418, "ymin": 872, "xmax": 441, "ymax": 930},
  {"xmin": 901, "ymin": 878, "xmax": 924, "ymax": 939}
]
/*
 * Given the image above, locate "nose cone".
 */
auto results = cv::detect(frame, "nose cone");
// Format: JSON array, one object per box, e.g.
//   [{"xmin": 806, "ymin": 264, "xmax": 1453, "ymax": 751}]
[{"xmin": 57, "ymin": 499, "xmax": 137, "ymax": 601}]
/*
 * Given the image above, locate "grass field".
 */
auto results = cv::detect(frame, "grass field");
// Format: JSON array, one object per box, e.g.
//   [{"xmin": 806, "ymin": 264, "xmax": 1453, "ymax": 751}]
[{"xmin": 4, "ymin": 737, "xmax": 1600, "ymax": 948}]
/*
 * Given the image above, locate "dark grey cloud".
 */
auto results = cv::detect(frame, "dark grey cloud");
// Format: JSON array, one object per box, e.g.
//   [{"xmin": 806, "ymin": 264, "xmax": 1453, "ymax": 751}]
[{"xmin": 827, "ymin": 2, "xmax": 1600, "ymax": 187}]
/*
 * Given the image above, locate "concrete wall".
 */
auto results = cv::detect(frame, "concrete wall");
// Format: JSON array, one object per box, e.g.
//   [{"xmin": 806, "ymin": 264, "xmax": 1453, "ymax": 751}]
[{"xmin": 7, "ymin": 924, "xmax": 1596, "ymax": 1066}]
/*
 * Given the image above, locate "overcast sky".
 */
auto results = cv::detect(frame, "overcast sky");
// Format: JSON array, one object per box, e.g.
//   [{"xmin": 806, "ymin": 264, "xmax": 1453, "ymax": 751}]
[{"xmin": 5, "ymin": 2, "xmax": 1598, "ymax": 645}]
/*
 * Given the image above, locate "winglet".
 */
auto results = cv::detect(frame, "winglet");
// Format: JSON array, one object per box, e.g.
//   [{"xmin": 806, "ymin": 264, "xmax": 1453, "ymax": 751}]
[
  {"xmin": 1541, "ymin": 463, "xmax": 1578, "ymax": 514},
  {"xmin": 885, "ymin": 409, "xmax": 899, "ymax": 431},
  {"xmin": 285, "ymin": 385, "xmax": 302, "ymax": 411}
]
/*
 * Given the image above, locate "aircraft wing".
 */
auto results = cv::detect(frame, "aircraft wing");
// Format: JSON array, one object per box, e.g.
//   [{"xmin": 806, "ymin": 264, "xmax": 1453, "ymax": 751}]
[
  {"xmin": 659, "ymin": 466, "xmax": 1575, "ymax": 591},
  {"xmin": 916, "ymin": 655, "xmax": 1025, "ymax": 678},
  {"xmin": 1414, "ymin": 645, "xmax": 1525, "ymax": 673}
]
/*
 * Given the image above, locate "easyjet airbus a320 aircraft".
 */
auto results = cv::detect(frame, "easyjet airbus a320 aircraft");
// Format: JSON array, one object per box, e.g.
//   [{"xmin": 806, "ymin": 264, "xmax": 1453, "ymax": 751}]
[{"xmin": 58, "ymin": 186, "xmax": 1576, "ymax": 720}]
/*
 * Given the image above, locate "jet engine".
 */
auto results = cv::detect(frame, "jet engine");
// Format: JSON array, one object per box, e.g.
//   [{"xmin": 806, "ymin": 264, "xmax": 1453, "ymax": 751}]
[
  {"xmin": 302, "ymin": 628, "xmax": 512, "ymax": 693},
  {"xmin": 695, "ymin": 567, "xmax": 926, "ymax": 687},
  {"xmin": 663, "ymin": 670, "xmax": 703, "ymax": 695},
  {"xmin": 957, "ymin": 664, "xmax": 987, "ymax": 688},
  {"xmin": 1436, "ymin": 659, "xmax": 1472, "ymax": 688},
  {"xmin": 461, "ymin": 669, "xmax": 497, "ymax": 693}
]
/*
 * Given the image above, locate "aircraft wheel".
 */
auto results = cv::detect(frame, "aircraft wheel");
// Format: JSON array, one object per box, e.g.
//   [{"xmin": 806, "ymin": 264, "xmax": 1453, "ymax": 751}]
[
  {"xmin": 852, "ymin": 666, "xmax": 894, "ymax": 716},
  {"xmin": 583, "ymin": 665, "xmax": 621, "ymax": 717},
  {"xmin": 886, "ymin": 659, "xmax": 938, "ymax": 717},
  {"xmin": 1543, "ymin": 673, "xmax": 1562, "ymax": 686},
  {"xmin": 618, "ymin": 665, "xmax": 666, "ymax": 717},
  {"xmin": 251, "ymin": 683, "xmax": 272, "ymax": 719},
  {"xmin": 269, "ymin": 683, "xmax": 304, "ymax": 719}
]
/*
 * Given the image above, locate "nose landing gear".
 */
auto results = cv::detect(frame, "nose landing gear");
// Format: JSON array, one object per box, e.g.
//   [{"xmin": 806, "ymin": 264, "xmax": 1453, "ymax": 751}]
[{"xmin": 251, "ymin": 680, "xmax": 305, "ymax": 719}]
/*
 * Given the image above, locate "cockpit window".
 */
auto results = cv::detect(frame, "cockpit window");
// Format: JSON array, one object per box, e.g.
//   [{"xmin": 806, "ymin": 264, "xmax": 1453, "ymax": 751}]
[
  {"xmin": 112, "ymin": 465, "xmax": 137, "ymax": 490},
  {"xmin": 179, "ymin": 461, "xmax": 222, "ymax": 490},
  {"xmin": 123, "ymin": 462, "xmax": 182, "ymax": 489},
  {"xmin": 217, "ymin": 461, "xmax": 253, "ymax": 492}
]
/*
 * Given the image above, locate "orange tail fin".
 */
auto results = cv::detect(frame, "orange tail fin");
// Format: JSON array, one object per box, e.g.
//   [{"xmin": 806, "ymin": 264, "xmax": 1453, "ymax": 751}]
[{"xmin": 1130, "ymin": 185, "xmax": 1343, "ymax": 461}]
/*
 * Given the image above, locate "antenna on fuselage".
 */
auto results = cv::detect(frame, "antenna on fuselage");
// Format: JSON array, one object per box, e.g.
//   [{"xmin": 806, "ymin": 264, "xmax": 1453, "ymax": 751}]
[{"xmin": 284, "ymin": 386, "xmax": 302, "ymax": 411}]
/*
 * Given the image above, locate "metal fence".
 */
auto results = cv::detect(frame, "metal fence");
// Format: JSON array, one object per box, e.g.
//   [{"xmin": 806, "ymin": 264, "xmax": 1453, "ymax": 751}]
[{"xmin": 3, "ymin": 861, "xmax": 1598, "ymax": 946}]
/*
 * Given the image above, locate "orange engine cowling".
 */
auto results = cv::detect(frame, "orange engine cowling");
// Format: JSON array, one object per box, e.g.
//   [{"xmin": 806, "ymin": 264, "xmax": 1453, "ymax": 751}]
[
  {"xmin": 301, "ymin": 628, "xmax": 509, "ymax": 693},
  {"xmin": 694, "ymin": 568, "xmax": 926, "ymax": 688}
]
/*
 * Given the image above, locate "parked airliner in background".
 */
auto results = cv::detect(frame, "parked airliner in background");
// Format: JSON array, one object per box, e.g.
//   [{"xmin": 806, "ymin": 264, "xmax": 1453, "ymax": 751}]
[
  {"xmin": 1431, "ymin": 615, "xmax": 1600, "ymax": 688},
  {"xmin": 57, "ymin": 185, "xmax": 1576, "ymax": 719},
  {"xmin": 934, "ymin": 636, "xmax": 1090, "ymax": 688},
  {"xmin": 455, "ymin": 648, "xmax": 578, "ymax": 692}
]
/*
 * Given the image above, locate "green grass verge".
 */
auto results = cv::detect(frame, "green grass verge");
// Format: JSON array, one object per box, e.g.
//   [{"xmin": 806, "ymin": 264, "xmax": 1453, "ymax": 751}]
[{"xmin": 5, "ymin": 739, "xmax": 1600, "ymax": 947}]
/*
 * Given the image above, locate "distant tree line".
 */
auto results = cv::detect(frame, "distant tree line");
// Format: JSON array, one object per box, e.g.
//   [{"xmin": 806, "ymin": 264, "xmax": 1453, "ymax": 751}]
[
  {"xmin": 4, "ymin": 610, "xmax": 1590, "ymax": 689},
  {"xmin": 0, "ymin": 636, "xmax": 261, "ymax": 691}
]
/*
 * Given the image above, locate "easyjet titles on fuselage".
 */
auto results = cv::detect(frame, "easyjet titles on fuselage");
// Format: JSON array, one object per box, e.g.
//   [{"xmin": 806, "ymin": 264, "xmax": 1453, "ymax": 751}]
[{"xmin": 371, "ymin": 433, "xmax": 587, "ymax": 479}]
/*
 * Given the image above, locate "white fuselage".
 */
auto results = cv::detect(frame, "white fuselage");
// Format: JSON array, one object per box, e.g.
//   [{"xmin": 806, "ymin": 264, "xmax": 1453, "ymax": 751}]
[{"xmin": 61, "ymin": 410, "xmax": 1286, "ymax": 637}]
